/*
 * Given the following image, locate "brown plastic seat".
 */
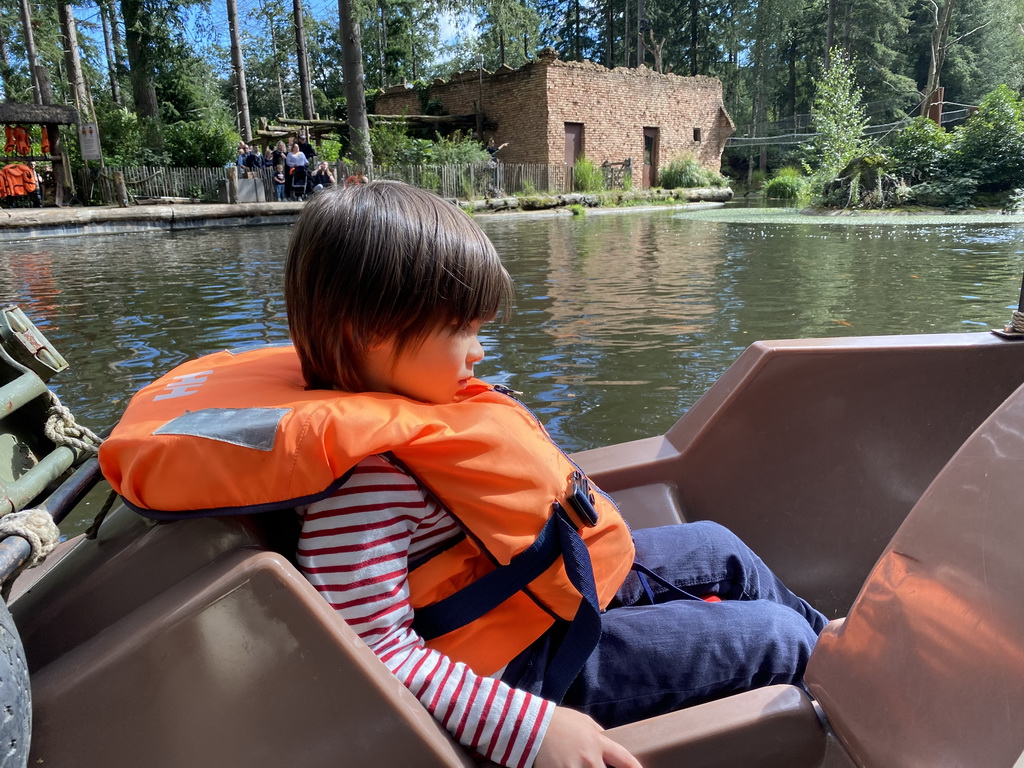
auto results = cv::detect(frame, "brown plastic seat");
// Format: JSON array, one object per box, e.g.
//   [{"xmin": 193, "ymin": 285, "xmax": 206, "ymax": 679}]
[
  {"xmin": 805, "ymin": 379, "xmax": 1024, "ymax": 767},
  {"xmin": 26, "ymin": 544, "xmax": 476, "ymax": 767}
]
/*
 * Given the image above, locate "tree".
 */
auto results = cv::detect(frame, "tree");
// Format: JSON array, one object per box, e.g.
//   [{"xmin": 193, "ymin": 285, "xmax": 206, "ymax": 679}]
[
  {"xmin": 805, "ymin": 48, "xmax": 867, "ymax": 175},
  {"xmin": 339, "ymin": 0, "xmax": 373, "ymax": 174}
]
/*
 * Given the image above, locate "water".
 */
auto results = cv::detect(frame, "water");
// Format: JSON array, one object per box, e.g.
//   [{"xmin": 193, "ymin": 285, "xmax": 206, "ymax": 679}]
[{"xmin": 3, "ymin": 207, "xmax": 1023, "ymax": 460}]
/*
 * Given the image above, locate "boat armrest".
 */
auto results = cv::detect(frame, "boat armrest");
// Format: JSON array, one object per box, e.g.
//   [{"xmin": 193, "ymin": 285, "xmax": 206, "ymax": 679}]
[{"xmin": 604, "ymin": 685, "xmax": 826, "ymax": 768}]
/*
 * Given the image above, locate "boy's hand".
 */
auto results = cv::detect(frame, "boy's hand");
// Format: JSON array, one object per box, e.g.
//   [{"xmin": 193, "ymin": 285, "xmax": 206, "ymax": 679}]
[{"xmin": 535, "ymin": 706, "xmax": 642, "ymax": 768}]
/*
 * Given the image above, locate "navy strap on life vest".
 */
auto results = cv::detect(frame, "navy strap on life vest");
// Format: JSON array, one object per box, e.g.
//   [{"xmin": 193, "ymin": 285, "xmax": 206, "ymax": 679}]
[{"xmin": 412, "ymin": 506, "xmax": 602, "ymax": 702}]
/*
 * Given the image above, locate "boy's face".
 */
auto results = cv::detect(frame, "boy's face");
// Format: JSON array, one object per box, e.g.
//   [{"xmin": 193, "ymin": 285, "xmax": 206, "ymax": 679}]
[{"xmin": 363, "ymin": 320, "xmax": 485, "ymax": 404}]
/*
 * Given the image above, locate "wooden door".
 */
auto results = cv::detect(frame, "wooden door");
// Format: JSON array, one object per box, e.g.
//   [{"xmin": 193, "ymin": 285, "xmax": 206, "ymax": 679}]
[
  {"xmin": 643, "ymin": 127, "xmax": 659, "ymax": 188},
  {"xmin": 564, "ymin": 123, "xmax": 583, "ymax": 166}
]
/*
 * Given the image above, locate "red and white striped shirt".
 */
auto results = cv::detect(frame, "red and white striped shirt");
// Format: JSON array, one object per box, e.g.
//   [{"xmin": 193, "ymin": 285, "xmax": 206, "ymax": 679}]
[{"xmin": 296, "ymin": 454, "xmax": 553, "ymax": 768}]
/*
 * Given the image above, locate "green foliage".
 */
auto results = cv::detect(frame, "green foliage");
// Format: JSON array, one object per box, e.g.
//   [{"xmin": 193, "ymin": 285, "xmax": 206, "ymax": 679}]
[
  {"xmin": 370, "ymin": 122, "xmax": 488, "ymax": 167},
  {"xmin": 568, "ymin": 203, "xmax": 586, "ymax": 216},
  {"xmin": 370, "ymin": 120, "xmax": 432, "ymax": 165},
  {"xmin": 572, "ymin": 156, "xmax": 604, "ymax": 192},
  {"xmin": 164, "ymin": 116, "xmax": 239, "ymax": 167},
  {"xmin": 805, "ymin": 50, "xmax": 868, "ymax": 177},
  {"xmin": 762, "ymin": 167, "xmax": 808, "ymax": 199},
  {"xmin": 318, "ymin": 137, "xmax": 343, "ymax": 162},
  {"xmin": 95, "ymin": 104, "xmax": 146, "ymax": 167},
  {"xmin": 945, "ymin": 85, "xmax": 1024, "ymax": 193},
  {"xmin": 884, "ymin": 117, "xmax": 951, "ymax": 182},
  {"xmin": 427, "ymin": 131, "xmax": 490, "ymax": 164},
  {"xmin": 911, "ymin": 177, "xmax": 979, "ymax": 211},
  {"xmin": 659, "ymin": 153, "xmax": 726, "ymax": 189},
  {"xmin": 1007, "ymin": 189, "xmax": 1024, "ymax": 213}
]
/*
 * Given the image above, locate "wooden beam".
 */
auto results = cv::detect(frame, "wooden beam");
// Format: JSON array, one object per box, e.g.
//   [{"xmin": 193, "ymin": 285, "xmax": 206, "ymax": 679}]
[{"xmin": 0, "ymin": 104, "xmax": 78, "ymax": 125}]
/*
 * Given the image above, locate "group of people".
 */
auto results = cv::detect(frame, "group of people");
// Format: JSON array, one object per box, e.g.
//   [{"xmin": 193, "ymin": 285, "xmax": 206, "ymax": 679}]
[{"xmin": 236, "ymin": 133, "xmax": 337, "ymax": 202}]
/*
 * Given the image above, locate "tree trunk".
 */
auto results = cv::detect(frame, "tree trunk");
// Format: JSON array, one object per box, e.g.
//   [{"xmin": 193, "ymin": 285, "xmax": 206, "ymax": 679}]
[
  {"xmin": 825, "ymin": 0, "xmax": 835, "ymax": 67},
  {"xmin": 18, "ymin": 0, "xmax": 44, "ymax": 104},
  {"xmin": 121, "ymin": 0, "xmax": 160, "ymax": 121},
  {"xmin": 623, "ymin": 0, "xmax": 630, "ymax": 66},
  {"xmin": 108, "ymin": 0, "xmax": 127, "ymax": 79},
  {"xmin": 227, "ymin": 0, "xmax": 253, "ymax": 141},
  {"xmin": 338, "ymin": 0, "xmax": 373, "ymax": 176},
  {"xmin": 58, "ymin": 3, "xmax": 92, "ymax": 121},
  {"xmin": 99, "ymin": 0, "xmax": 121, "ymax": 104},
  {"xmin": 921, "ymin": 0, "xmax": 954, "ymax": 115},
  {"xmin": 605, "ymin": 0, "xmax": 613, "ymax": 68},
  {"xmin": 689, "ymin": 0, "xmax": 698, "ymax": 74},
  {"xmin": 294, "ymin": 0, "xmax": 314, "ymax": 120},
  {"xmin": 0, "ymin": 34, "xmax": 14, "ymax": 97},
  {"xmin": 635, "ymin": 0, "xmax": 643, "ymax": 66}
]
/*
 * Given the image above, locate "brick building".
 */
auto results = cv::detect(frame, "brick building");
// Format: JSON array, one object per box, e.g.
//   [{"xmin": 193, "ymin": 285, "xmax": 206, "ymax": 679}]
[{"xmin": 374, "ymin": 49, "xmax": 734, "ymax": 188}]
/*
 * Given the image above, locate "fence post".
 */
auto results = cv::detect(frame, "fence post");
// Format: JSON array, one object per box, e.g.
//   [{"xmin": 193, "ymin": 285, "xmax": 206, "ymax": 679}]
[
  {"xmin": 113, "ymin": 170, "xmax": 129, "ymax": 207},
  {"xmin": 226, "ymin": 165, "xmax": 238, "ymax": 204}
]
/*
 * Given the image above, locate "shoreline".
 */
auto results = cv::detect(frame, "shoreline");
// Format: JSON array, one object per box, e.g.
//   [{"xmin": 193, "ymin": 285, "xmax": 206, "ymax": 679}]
[
  {"xmin": 3, "ymin": 194, "xmax": 1017, "ymax": 242},
  {"xmin": 0, "ymin": 194, "xmax": 729, "ymax": 242}
]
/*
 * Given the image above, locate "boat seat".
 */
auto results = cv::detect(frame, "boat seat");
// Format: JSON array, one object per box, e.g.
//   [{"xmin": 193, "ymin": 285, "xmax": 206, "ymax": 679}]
[
  {"xmin": 26, "ymin": 547, "xmax": 477, "ymax": 767},
  {"xmin": 805, "ymin": 379, "xmax": 1024, "ymax": 767},
  {"xmin": 23, "ymin": 518, "xmax": 828, "ymax": 768},
  {"xmin": 11, "ymin": 505, "xmax": 294, "ymax": 672}
]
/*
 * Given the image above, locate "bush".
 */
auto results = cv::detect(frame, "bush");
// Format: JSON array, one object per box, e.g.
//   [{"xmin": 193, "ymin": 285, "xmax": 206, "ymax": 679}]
[
  {"xmin": 371, "ymin": 120, "xmax": 432, "ymax": 166},
  {"xmin": 762, "ymin": 167, "xmax": 808, "ymax": 199},
  {"xmin": 426, "ymin": 131, "xmax": 490, "ymax": 164},
  {"xmin": 946, "ymin": 85, "xmax": 1024, "ymax": 193},
  {"xmin": 884, "ymin": 116, "xmax": 950, "ymax": 183},
  {"xmin": 659, "ymin": 152, "xmax": 726, "ymax": 188},
  {"xmin": 164, "ymin": 117, "xmax": 238, "ymax": 167},
  {"xmin": 573, "ymin": 156, "xmax": 604, "ymax": 192}
]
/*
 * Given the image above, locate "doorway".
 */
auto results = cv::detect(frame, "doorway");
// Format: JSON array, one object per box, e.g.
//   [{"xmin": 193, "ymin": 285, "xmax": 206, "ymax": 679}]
[{"xmin": 643, "ymin": 127, "xmax": 659, "ymax": 188}]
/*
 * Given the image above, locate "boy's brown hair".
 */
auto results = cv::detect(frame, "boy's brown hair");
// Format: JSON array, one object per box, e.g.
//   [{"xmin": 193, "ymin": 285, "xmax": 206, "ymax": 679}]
[{"xmin": 285, "ymin": 181, "xmax": 514, "ymax": 391}]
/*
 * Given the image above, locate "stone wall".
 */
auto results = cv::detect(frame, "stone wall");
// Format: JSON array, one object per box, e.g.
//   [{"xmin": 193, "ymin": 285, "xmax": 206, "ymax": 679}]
[
  {"xmin": 373, "ymin": 52, "xmax": 733, "ymax": 183},
  {"xmin": 542, "ymin": 58, "xmax": 732, "ymax": 172}
]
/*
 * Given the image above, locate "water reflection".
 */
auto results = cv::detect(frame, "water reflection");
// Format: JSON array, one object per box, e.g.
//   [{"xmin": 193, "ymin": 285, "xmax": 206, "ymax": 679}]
[{"xmin": 2, "ymin": 211, "xmax": 1023, "ymax": 455}]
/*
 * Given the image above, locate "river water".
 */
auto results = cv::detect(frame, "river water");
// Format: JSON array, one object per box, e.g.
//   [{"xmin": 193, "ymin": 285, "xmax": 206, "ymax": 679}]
[{"xmin": 3, "ymin": 206, "xmax": 1023, "ymax": 461}]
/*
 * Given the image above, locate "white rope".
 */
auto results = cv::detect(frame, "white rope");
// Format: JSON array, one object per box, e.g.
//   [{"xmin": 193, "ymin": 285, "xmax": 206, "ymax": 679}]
[
  {"xmin": 44, "ymin": 392, "xmax": 102, "ymax": 455},
  {"xmin": 0, "ymin": 510, "xmax": 59, "ymax": 567},
  {"xmin": 1011, "ymin": 310, "xmax": 1024, "ymax": 333},
  {"xmin": 0, "ymin": 392, "xmax": 103, "ymax": 577}
]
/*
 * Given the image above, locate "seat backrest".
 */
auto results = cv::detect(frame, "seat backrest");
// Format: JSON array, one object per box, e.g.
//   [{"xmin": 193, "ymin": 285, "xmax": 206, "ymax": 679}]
[{"xmin": 805, "ymin": 379, "xmax": 1024, "ymax": 767}]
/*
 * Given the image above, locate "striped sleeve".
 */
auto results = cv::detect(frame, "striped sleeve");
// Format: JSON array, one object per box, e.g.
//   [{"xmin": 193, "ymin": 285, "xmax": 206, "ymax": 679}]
[{"xmin": 296, "ymin": 455, "xmax": 554, "ymax": 768}]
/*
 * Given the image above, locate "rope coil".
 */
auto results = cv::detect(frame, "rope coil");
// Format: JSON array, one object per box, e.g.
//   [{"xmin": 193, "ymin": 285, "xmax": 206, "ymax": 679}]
[
  {"xmin": 0, "ymin": 392, "xmax": 103, "ymax": 584},
  {"xmin": 1010, "ymin": 311, "xmax": 1024, "ymax": 334}
]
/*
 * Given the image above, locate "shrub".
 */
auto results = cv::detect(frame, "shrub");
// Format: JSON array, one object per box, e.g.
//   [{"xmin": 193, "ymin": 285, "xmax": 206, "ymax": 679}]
[
  {"xmin": 762, "ymin": 166, "xmax": 808, "ymax": 199},
  {"xmin": 370, "ymin": 120, "xmax": 432, "ymax": 166},
  {"xmin": 427, "ymin": 131, "xmax": 490, "ymax": 164},
  {"xmin": 568, "ymin": 203, "xmax": 586, "ymax": 216},
  {"xmin": 946, "ymin": 85, "xmax": 1024, "ymax": 193},
  {"xmin": 164, "ymin": 117, "xmax": 238, "ymax": 167},
  {"xmin": 573, "ymin": 156, "xmax": 604, "ymax": 192},
  {"xmin": 659, "ymin": 152, "xmax": 726, "ymax": 188},
  {"xmin": 884, "ymin": 116, "xmax": 950, "ymax": 183}
]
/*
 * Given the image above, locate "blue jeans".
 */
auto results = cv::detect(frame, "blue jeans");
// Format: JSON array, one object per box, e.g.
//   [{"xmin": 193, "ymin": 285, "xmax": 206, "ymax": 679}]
[{"xmin": 502, "ymin": 521, "xmax": 827, "ymax": 727}]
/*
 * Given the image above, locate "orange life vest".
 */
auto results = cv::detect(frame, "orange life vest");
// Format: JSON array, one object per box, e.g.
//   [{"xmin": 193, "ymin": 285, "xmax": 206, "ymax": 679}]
[{"xmin": 100, "ymin": 345, "xmax": 635, "ymax": 676}]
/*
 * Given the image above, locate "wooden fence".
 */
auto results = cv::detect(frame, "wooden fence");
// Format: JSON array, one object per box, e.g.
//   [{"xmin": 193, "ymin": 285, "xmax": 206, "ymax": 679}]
[{"xmin": 77, "ymin": 159, "xmax": 633, "ymax": 204}]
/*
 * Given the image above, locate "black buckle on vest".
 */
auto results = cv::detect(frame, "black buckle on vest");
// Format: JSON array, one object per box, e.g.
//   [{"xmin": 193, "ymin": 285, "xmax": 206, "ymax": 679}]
[{"xmin": 563, "ymin": 471, "xmax": 598, "ymax": 528}]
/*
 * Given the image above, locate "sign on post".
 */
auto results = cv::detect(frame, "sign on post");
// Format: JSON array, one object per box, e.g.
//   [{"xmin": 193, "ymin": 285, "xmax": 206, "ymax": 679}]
[{"xmin": 78, "ymin": 123, "xmax": 102, "ymax": 161}]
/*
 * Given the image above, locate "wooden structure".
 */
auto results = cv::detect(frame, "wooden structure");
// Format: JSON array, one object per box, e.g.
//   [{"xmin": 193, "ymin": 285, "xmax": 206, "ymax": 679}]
[
  {"xmin": 0, "ymin": 103, "xmax": 78, "ymax": 206},
  {"xmin": 253, "ymin": 114, "xmax": 481, "ymax": 153}
]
